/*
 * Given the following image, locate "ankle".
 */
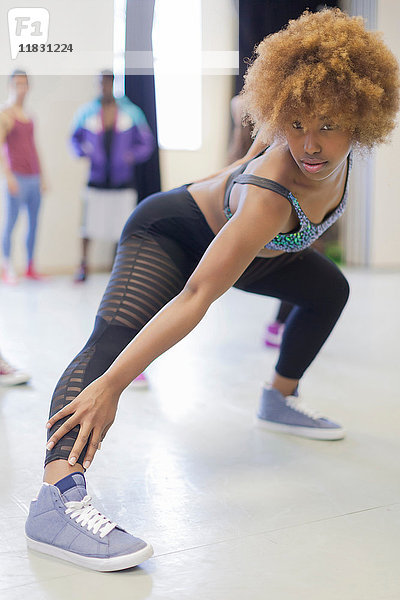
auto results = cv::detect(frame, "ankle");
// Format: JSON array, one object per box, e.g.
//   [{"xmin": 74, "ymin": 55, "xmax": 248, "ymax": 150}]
[
  {"xmin": 3, "ymin": 259, "xmax": 13, "ymax": 272},
  {"xmin": 270, "ymin": 373, "xmax": 299, "ymax": 397},
  {"xmin": 44, "ymin": 459, "xmax": 85, "ymax": 486}
]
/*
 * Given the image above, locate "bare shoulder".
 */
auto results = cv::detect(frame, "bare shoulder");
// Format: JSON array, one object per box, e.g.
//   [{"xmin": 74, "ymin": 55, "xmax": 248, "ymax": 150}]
[
  {"xmin": 247, "ymin": 142, "xmax": 293, "ymax": 184},
  {"xmin": 236, "ymin": 175, "xmax": 293, "ymax": 227},
  {"xmin": 231, "ymin": 142, "xmax": 294, "ymax": 224},
  {"xmin": 0, "ymin": 108, "xmax": 14, "ymax": 134}
]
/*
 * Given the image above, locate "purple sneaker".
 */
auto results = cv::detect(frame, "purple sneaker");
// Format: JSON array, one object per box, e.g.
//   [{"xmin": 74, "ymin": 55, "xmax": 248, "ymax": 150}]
[
  {"xmin": 25, "ymin": 472, "xmax": 153, "ymax": 571},
  {"xmin": 256, "ymin": 386, "xmax": 346, "ymax": 440},
  {"xmin": 264, "ymin": 321, "xmax": 285, "ymax": 349}
]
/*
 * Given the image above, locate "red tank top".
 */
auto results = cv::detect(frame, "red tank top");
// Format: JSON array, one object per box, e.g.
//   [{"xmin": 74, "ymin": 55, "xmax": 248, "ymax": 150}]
[{"xmin": 5, "ymin": 118, "xmax": 40, "ymax": 175}]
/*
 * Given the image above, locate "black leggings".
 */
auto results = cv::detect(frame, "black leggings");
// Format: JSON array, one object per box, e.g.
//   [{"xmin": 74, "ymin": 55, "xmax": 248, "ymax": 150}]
[{"xmin": 46, "ymin": 186, "xmax": 349, "ymax": 466}]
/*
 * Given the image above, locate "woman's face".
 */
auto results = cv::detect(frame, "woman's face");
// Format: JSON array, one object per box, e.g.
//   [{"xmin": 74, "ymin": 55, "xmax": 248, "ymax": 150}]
[
  {"xmin": 9, "ymin": 75, "xmax": 29, "ymax": 102},
  {"xmin": 284, "ymin": 116, "xmax": 352, "ymax": 181}
]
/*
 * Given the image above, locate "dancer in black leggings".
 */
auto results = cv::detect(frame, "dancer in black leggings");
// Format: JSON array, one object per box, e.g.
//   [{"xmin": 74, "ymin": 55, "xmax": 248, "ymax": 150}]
[
  {"xmin": 46, "ymin": 174, "xmax": 351, "ymax": 459},
  {"xmin": 25, "ymin": 9, "xmax": 399, "ymax": 571}
]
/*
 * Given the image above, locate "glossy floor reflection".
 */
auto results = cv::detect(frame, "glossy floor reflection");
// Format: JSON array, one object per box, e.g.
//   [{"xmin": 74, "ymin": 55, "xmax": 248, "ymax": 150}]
[{"xmin": 0, "ymin": 269, "xmax": 399, "ymax": 600}]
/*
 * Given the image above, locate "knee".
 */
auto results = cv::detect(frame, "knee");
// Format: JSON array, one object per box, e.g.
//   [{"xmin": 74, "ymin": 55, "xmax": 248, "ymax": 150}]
[
  {"xmin": 306, "ymin": 270, "xmax": 350, "ymax": 318},
  {"xmin": 320, "ymin": 270, "xmax": 350, "ymax": 319},
  {"xmin": 333, "ymin": 271, "xmax": 350, "ymax": 311}
]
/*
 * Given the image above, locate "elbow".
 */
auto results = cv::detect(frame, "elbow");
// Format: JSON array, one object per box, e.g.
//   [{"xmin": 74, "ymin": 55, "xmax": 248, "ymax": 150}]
[
  {"xmin": 183, "ymin": 277, "xmax": 204, "ymax": 297},
  {"xmin": 181, "ymin": 281, "xmax": 201, "ymax": 302},
  {"xmin": 182, "ymin": 280, "xmax": 214, "ymax": 312}
]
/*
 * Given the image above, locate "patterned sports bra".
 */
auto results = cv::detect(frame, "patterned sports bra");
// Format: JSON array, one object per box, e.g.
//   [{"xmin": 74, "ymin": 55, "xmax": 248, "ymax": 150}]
[{"xmin": 223, "ymin": 147, "xmax": 351, "ymax": 253}]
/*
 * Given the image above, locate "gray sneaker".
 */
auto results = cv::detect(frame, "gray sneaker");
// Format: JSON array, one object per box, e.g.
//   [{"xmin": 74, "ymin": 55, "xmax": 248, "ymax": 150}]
[
  {"xmin": 256, "ymin": 386, "xmax": 345, "ymax": 440},
  {"xmin": 25, "ymin": 472, "xmax": 153, "ymax": 571}
]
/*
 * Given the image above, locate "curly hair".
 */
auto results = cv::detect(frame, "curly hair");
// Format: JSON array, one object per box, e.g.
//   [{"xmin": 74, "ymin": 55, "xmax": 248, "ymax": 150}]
[{"xmin": 241, "ymin": 8, "xmax": 399, "ymax": 149}]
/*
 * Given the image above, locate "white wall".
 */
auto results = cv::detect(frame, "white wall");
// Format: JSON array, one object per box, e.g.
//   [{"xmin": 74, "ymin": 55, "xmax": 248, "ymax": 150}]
[
  {"xmin": 8, "ymin": 2, "xmax": 398, "ymax": 271},
  {"xmin": 0, "ymin": 0, "xmax": 237, "ymax": 274},
  {"xmin": 0, "ymin": 0, "xmax": 116, "ymax": 275},
  {"xmin": 370, "ymin": 0, "xmax": 400, "ymax": 267},
  {"xmin": 159, "ymin": 0, "xmax": 238, "ymax": 189},
  {"xmin": 161, "ymin": 0, "xmax": 400, "ymax": 268},
  {"xmin": 341, "ymin": 0, "xmax": 400, "ymax": 268}
]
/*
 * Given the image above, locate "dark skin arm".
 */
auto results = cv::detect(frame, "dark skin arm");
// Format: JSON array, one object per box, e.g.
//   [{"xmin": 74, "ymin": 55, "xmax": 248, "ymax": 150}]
[{"xmin": 46, "ymin": 181, "xmax": 291, "ymax": 469}]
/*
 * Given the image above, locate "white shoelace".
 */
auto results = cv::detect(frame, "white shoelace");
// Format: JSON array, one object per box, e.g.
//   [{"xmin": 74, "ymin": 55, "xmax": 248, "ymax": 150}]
[
  {"xmin": 285, "ymin": 396, "xmax": 323, "ymax": 420},
  {"xmin": 65, "ymin": 495, "xmax": 117, "ymax": 538}
]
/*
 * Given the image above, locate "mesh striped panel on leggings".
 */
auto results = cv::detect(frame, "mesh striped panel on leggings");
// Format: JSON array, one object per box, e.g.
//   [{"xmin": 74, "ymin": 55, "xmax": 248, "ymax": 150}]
[{"xmin": 45, "ymin": 233, "xmax": 187, "ymax": 466}]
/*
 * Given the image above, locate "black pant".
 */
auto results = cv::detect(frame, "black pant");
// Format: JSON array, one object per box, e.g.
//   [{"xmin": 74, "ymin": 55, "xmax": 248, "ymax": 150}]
[{"xmin": 46, "ymin": 186, "xmax": 349, "ymax": 467}]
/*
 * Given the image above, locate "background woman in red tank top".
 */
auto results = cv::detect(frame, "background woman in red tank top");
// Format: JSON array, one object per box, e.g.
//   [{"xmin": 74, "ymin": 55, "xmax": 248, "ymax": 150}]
[{"xmin": 0, "ymin": 69, "xmax": 47, "ymax": 284}]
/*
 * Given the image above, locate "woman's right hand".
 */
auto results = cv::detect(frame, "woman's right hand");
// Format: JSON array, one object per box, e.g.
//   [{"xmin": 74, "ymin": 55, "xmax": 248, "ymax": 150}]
[
  {"xmin": 6, "ymin": 173, "xmax": 19, "ymax": 196},
  {"xmin": 46, "ymin": 376, "xmax": 120, "ymax": 470}
]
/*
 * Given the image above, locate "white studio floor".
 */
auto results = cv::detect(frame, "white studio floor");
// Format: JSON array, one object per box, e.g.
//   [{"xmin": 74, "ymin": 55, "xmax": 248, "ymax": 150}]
[{"xmin": 0, "ymin": 268, "xmax": 399, "ymax": 600}]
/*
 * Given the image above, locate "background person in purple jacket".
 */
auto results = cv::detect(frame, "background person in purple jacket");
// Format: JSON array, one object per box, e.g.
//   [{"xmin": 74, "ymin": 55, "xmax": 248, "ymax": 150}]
[{"xmin": 70, "ymin": 70, "xmax": 155, "ymax": 284}]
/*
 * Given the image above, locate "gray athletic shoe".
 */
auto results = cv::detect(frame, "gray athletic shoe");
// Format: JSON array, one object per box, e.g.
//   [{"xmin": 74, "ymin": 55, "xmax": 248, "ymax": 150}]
[
  {"xmin": 256, "ymin": 386, "xmax": 345, "ymax": 440},
  {"xmin": 25, "ymin": 472, "xmax": 153, "ymax": 571}
]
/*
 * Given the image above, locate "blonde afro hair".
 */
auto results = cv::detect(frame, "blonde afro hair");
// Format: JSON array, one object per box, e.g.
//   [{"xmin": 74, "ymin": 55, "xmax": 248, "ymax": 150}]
[{"xmin": 241, "ymin": 8, "xmax": 399, "ymax": 149}]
